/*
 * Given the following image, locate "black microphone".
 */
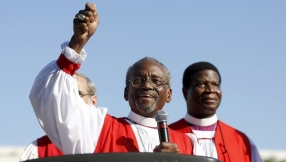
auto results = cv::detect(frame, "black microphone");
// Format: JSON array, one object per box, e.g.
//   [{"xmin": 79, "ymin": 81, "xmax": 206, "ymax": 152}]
[{"xmin": 155, "ymin": 110, "xmax": 170, "ymax": 143}]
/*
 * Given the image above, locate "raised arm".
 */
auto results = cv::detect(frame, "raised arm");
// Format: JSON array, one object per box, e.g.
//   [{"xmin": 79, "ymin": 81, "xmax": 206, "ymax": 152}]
[
  {"xmin": 69, "ymin": 2, "xmax": 99, "ymax": 53},
  {"xmin": 29, "ymin": 2, "xmax": 106, "ymax": 154}
]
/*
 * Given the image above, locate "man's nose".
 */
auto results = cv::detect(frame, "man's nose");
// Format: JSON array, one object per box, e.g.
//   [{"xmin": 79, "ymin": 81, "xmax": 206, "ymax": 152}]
[
  {"xmin": 141, "ymin": 78, "xmax": 154, "ymax": 89},
  {"xmin": 205, "ymin": 83, "xmax": 215, "ymax": 92}
]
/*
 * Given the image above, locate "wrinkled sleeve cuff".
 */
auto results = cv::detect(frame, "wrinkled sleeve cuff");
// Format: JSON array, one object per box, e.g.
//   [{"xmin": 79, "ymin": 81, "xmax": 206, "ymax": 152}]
[{"xmin": 56, "ymin": 41, "xmax": 87, "ymax": 75}]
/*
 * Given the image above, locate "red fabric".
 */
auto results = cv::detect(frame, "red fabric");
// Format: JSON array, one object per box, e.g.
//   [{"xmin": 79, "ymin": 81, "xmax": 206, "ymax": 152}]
[
  {"xmin": 94, "ymin": 115, "xmax": 140, "ymax": 152},
  {"xmin": 37, "ymin": 115, "xmax": 194, "ymax": 158},
  {"xmin": 169, "ymin": 119, "xmax": 252, "ymax": 162},
  {"xmin": 95, "ymin": 114, "xmax": 193, "ymax": 154},
  {"xmin": 56, "ymin": 54, "xmax": 81, "ymax": 75},
  {"xmin": 37, "ymin": 135, "xmax": 63, "ymax": 158},
  {"xmin": 168, "ymin": 126, "xmax": 193, "ymax": 154}
]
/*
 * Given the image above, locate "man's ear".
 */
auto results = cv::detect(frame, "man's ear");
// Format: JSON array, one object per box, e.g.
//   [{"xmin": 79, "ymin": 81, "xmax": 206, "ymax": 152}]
[
  {"xmin": 91, "ymin": 95, "xmax": 97, "ymax": 106},
  {"xmin": 182, "ymin": 87, "xmax": 188, "ymax": 100},
  {"xmin": 166, "ymin": 88, "xmax": 172, "ymax": 103},
  {"xmin": 124, "ymin": 87, "xmax": 128, "ymax": 101}
]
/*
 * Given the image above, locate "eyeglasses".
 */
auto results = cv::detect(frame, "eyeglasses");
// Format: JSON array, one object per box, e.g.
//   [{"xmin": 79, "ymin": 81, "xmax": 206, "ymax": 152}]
[
  {"xmin": 128, "ymin": 76, "xmax": 168, "ymax": 88},
  {"xmin": 78, "ymin": 90, "xmax": 94, "ymax": 97}
]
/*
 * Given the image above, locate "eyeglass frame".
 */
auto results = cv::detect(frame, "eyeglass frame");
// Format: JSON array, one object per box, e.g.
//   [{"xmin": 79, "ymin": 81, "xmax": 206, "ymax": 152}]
[
  {"xmin": 127, "ymin": 76, "xmax": 169, "ymax": 89},
  {"xmin": 78, "ymin": 90, "xmax": 94, "ymax": 97}
]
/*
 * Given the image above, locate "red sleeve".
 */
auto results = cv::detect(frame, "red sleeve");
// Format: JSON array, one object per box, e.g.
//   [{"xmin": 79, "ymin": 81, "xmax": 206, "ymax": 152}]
[{"xmin": 56, "ymin": 54, "xmax": 81, "ymax": 75}]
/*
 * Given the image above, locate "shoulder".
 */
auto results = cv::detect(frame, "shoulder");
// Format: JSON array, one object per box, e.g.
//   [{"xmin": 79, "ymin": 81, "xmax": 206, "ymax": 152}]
[
  {"xmin": 169, "ymin": 128, "xmax": 185, "ymax": 136},
  {"xmin": 93, "ymin": 106, "xmax": 108, "ymax": 115},
  {"xmin": 102, "ymin": 114, "xmax": 131, "ymax": 126},
  {"xmin": 218, "ymin": 120, "xmax": 249, "ymax": 139},
  {"xmin": 20, "ymin": 140, "xmax": 39, "ymax": 161},
  {"xmin": 37, "ymin": 135, "xmax": 53, "ymax": 145},
  {"xmin": 169, "ymin": 118, "xmax": 187, "ymax": 130},
  {"xmin": 37, "ymin": 135, "xmax": 50, "ymax": 141}
]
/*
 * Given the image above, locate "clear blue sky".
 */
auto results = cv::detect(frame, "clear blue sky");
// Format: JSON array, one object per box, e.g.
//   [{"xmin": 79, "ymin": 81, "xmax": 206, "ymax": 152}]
[{"xmin": 0, "ymin": 1, "xmax": 285, "ymax": 150}]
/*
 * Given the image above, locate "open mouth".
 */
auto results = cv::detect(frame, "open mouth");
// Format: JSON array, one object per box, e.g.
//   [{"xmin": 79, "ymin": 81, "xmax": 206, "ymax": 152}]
[
  {"xmin": 135, "ymin": 91, "xmax": 159, "ymax": 102},
  {"xmin": 137, "ymin": 94, "xmax": 155, "ymax": 101}
]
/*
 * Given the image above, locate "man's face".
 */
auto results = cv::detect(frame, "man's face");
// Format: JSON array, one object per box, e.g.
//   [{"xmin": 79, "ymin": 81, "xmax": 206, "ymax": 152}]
[
  {"xmin": 183, "ymin": 70, "xmax": 222, "ymax": 119},
  {"xmin": 76, "ymin": 75, "xmax": 97, "ymax": 106},
  {"xmin": 124, "ymin": 60, "xmax": 172, "ymax": 117}
]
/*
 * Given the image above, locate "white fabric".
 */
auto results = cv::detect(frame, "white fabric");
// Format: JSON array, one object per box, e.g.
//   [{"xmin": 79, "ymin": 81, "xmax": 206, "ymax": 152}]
[
  {"xmin": 185, "ymin": 132, "xmax": 217, "ymax": 158},
  {"xmin": 125, "ymin": 111, "xmax": 160, "ymax": 152},
  {"xmin": 29, "ymin": 41, "xmax": 107, "ymax": 154},
  {"xmin": 127, "ymin": 111, "xmax": 157, "ymax": 127},
  {"xmin": 184, "ymin": 114, "xmax": 218, "ymax": 126},
  {"xmin": 184, "ymin": 113, "xmax": 263, "ymax": 162},
  {"xmin": 19, "ymin": 140, "xmax": 38, "ymax": 162},
  {"xmin": 61, "ymin": 41, "xmax": 86, "ymax": 64},
  {"xmin": 184, "ymin": 114, "xmax": 218, "ymax": 157}
]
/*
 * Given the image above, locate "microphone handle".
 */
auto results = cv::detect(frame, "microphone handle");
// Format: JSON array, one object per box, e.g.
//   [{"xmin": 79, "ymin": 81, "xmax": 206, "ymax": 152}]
[{"xmin": 157, "ymin": 121, "xmax": 170, "ymax": 142}]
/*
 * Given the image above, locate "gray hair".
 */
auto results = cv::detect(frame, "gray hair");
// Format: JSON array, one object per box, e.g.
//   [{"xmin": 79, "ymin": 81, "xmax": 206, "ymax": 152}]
[
  {"xmin": 76, "ymin": 72, "xmax": 96, "ymax": 96},
  {"xmin": 125, "ymin": 57, "xmax": 171, "ymax": 88}
]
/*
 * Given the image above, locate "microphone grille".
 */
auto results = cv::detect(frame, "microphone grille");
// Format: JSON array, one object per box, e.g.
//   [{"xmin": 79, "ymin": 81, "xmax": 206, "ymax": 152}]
[{"xmin": 155, "ymin": 110, "xmax": 168, "ymax": 122}]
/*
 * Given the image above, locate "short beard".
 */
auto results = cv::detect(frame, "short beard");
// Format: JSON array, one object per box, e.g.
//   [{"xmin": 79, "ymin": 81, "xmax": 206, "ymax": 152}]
[{"xmin": 135, "ymin": 98, "xmax": 158, "ymax": 114}]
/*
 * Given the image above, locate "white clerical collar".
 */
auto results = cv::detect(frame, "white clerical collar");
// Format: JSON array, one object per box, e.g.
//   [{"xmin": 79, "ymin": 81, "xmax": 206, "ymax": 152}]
[
  {"xmin": 184, "ymin": 113, "xmax": 218, "ymax": 126},
  {"xmin": 127, "ymin": 111, "xmax": 157, "ymax": 127}
]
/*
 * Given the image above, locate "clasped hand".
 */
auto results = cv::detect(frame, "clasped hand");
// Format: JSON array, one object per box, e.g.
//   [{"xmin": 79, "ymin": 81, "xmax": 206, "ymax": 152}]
[
  {"xmin": 69, "ymin": 2, "xmax": 100, "ymax": 53},
  {"xmin": 153, "ymin": 142, "xmax": 179, "ymax": 153}
]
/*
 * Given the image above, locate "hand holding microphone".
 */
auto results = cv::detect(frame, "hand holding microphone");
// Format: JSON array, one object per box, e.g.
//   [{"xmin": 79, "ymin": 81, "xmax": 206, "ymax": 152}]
[{"xmin": 153, "ymin": 110, "xmax": 179, "ymax": 153}]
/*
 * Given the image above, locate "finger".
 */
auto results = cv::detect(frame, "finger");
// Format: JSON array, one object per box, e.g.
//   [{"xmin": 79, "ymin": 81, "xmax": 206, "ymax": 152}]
[
  {"xmin": 80, "ymin": 23, "xmax": 88, "ymax": 34},
  {"xmin": 73, "ymin": 17, "xmax": 82, "ymax": 25},
  {"xmin": 84, "ymin": 16, "xmax": 90, "ymax": 26},
  {"xmin": 95, "ymin": 16, "xmax": 100, "ymax": 25},
  {"xmin": 73, "ymin": 15, "xmax": 87, "ymax": 26},
  {"xmin": 74, "ymin": 22, "xmax": 88, "ymax": 34},
  {"xmin": 85, "ymin": 2, "xmax": 96, "ymax": 12},
  {"xmin": 76, "ymin": 12, "xmax": 91, "ymax": 26},
  {"xmin": 160, "ymin": 142, "xmax": 178, "ymax": 148},
  {"xmin": 159, "ymin": 148, "xmax": 179, "ymax": 153},
  {"xmin": 94, "ymin": 9, "xmax": 97, "ymax": 17},
  {"xmin": 78, "ymin": 10, "xmax": 95, "ymax": 23},
  {"xmin": 93, "ymin": 9, "xmax": 98, "ymax": 23},
  {"xmin": 153, "ymin": 146, "xmax": 160, "ymax": 152}
]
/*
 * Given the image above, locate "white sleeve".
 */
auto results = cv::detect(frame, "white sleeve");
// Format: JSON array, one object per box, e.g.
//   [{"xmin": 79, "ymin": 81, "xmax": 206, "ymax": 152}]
[
  {"xmin": 249, "ymin": 138, "xmax": 263, "ymax": 162},
  {"xmin": 19, "ymin": 140, "xmax": 38, "ymax": 162},
  {"xmin": 29, "ymin": 41, "xmax": 108, "ymax": 154}
]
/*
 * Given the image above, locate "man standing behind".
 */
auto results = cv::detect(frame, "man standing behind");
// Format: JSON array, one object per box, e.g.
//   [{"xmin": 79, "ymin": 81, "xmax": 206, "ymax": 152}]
[
  {"xmin": 29, "ymin": 2, "xmax": 193, "ymax": 156},
  {"xmin": 20, "ymin": 73, "xmax": 97, "ymax": 161},
  {"xmin": 169, "ymin": 62, "xmax": 262, "ymax": 162}
]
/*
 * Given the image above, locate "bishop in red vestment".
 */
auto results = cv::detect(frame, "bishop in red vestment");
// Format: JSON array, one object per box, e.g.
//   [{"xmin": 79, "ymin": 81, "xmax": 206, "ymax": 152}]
[{"xmin": 169, "ymin": 61, "xmax": 262, "ymax": 162}]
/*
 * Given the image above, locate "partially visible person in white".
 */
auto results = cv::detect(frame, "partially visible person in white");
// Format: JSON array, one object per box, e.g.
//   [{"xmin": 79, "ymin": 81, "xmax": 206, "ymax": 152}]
[
  {"xmin": 20, "ymin": 72, "xmax": 97, "ymax": 161},
  {"xmin": 28, "ymin": 2, "xmax": 192, "ymax": 158}
]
